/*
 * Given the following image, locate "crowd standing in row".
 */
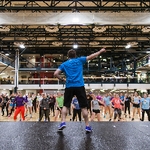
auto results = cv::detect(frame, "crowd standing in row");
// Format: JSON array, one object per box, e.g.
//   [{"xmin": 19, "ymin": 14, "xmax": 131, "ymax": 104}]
[{"xmin": 0, "ymin": 91, "xmax": 150, "ymax": 122}]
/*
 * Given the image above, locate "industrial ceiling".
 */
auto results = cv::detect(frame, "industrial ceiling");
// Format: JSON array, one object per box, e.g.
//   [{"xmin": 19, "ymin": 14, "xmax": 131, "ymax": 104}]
[{"xmin": 0, "ymin": 0, "xmax": 150, "ymax": 74}]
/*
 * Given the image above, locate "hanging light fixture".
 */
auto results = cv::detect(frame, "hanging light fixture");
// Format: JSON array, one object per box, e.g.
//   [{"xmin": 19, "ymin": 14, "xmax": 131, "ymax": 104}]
[
  {"xmin": 73, "ymin": 43, "xmax": 78, "ymax": 49},
  {"xmin": 14, "ymin": 42, "xmax": 25, "ymax": 49},
  {"xmin": 73, "ymin": 25, "xmax": 78, "ymax": 49},
  {"xmin": 125, "ymin": 44, "xmax": 131, "ymax": 49},
  {"xmin": 19, "ymin": 44, "xmax": 25, "ymax": 49}
]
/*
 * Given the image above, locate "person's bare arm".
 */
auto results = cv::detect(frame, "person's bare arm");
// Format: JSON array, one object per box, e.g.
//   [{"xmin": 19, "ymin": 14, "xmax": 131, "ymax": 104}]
[
  {"xmin": 54, "ymin": 69, "xmax": 65, "ymax": 81},
  {"xmin": 86, "ymin": 48, "xmax": 106, "ymax": 61}
]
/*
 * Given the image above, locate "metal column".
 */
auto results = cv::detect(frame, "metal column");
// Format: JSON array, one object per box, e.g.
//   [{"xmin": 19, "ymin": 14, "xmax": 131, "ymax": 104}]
[{"xmin": 14, "ymin": 49, "xmax": 19, "ymax": 93}]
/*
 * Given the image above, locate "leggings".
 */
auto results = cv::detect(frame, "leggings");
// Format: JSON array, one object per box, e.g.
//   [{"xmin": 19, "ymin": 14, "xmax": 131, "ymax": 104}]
[
  {"xmin": 32, "ymin": 102, "xmax": 37, "ymax": 113},
  {"xmin": 49, "ymin": 104, "xmax": 55, "ymax": 115},
  {"xmin": 1, "ymin": 103, "xmax": 9, "ymax": 116},
  {"xmin": 141, "ymin": 109, "xmax": 150, "ymax": 121},
  {"xmin": 14, "ymin": 106, "xmax": 25, "ymax": 120},
  {"xmin": 125, "ymin": 101, "xmax": 130, "ymax": 115},
  {"xmin": 72, "ymin": 109, "xmax": 81, "ymax": 121}
]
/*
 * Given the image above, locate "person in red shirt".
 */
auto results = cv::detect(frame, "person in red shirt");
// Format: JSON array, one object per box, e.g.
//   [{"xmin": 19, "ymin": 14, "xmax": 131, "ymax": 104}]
[{"xmin": 111, "ymin": 93, "xmax": 123, "ymax": 121}]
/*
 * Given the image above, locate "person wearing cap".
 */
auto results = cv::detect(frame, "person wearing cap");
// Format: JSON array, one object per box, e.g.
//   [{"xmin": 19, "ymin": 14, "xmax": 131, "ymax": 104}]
[{"xmin": 54, "ymin": 47, "xmax": 106, "ymax": 132}]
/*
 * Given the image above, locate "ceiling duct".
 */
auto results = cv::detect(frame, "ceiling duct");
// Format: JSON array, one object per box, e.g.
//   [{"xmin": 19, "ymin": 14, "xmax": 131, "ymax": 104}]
[
  {"xmin": 14, "ymin": 42, "xmax": 25, "ymax": 47},
  {"xmin": 93, "ymin": 26, "xmax": 106, "ymax": 33},
  {"xmin": 89, "ymin": 41, "xmax": 99, "ymax": 46},
  {"xmin": 127, "ymin": 42, "xmax": 138, "ymax": 46},
  {"xmin": 45, "ymin": 26, "xmax": 59, "ymax": 33},
  {"xmin": 52, "ymin": 42, "xmax": 62, "ymax": 46},
  {"xmin": 142, "ymin": 26, "xmax": 150, "ymax": 32},
  {"xmin": 0, "ymin": 26, "xmax": 10, "ymax": 32}
]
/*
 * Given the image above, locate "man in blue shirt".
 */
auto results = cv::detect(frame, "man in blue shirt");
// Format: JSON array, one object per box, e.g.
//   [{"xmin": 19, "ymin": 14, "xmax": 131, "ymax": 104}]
[
  {"xmin": 140, "ymin": 93, "xmax": 150, "ymax": 121},
  {"xmin": 54, "ymin": 47, "xmax": 106, "ymax": 132}
]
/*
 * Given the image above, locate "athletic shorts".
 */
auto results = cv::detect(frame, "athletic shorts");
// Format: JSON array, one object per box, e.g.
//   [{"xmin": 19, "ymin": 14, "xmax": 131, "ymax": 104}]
[
  {"xmin": 27, "ymin": 104, "xmax": 33, "ymax": 107},
  {"xmin": 92, "ymin": 109, "xmax": 100, "ymax": 114},
  {"xmin": 114, "ymin": 108, "xmax": 121, "ymax": 119},
  {"xmin": 9, "ymin": 103, "xmax": 16, "ymax": 107},
  {"xmin": 133, "ymin": 104, "xmax": 140, "ymax": 108},
  {"xmin": 64, "ymin": 86, "xmax": 88, "ymax": 108}
]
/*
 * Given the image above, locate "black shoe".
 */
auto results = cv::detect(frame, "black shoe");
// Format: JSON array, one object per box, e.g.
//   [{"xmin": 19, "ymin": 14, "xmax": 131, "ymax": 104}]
[
  {"xmin": 132, "ymin": 118, "xmax": 134, "ymax": 121},
  {"xmin": 109, "ymin": 119, "xmax": 111, "ymax": 121},
  {"xmin": 140, "ymin": 118, "xmax": 143, "ymax": 121}
]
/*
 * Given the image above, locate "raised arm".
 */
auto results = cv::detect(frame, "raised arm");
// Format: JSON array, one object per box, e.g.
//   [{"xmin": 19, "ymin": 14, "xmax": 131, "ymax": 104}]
[{"xmin": 86, "ymin": 48, "xmax": 106, "ymax": 61}]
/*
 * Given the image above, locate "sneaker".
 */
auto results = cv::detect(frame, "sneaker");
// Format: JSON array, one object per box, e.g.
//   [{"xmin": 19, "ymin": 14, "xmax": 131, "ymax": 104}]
[
  {"xmin": 58, "ymin": 122, "xmax": 66, "ymax": 131},
  {"xmin": 85, "ymin": 126, "xmax": 92, "ymax": 133}
]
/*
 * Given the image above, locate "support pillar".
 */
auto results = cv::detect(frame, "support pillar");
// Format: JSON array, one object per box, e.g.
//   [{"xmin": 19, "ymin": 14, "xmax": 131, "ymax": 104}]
[
  {"xmin": 14, "ymin": 49, "xmax": 19, "ymax": 93},
  {"xmin": 133, "ymin": 59, "xmax": 137, "ymax": 83}
]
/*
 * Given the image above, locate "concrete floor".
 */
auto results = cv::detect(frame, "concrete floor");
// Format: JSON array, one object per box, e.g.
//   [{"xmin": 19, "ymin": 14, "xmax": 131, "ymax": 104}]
[{"xmin": 0, "ymin": 122, "xmax": 150, "ymax": 150}]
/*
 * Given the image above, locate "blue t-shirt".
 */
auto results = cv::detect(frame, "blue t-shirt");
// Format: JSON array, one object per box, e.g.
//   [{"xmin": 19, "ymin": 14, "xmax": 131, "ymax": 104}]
[
  {"xmin": 58, "ymin": 57, "xmax": 86, "ymax": 88},
  {"xmin": 141, "ymin": 98, "xmax": 150, "ymax": 110},
  {"xmin": 120, "ymin": 95, "xmax": 124, "ymax": 101},
  {"xmin": 103, "ymin": 96, "xmax": 111, "ymax": 106},
  {"xmin": 72, "ymin": 98, "xmax": 80, "ymax": 110}
]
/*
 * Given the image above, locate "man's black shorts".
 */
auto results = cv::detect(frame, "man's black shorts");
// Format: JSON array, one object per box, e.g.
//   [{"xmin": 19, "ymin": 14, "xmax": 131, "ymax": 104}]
[{"xmin": 64, "ymin": 86, "xmax": 88, "ymax": 108}]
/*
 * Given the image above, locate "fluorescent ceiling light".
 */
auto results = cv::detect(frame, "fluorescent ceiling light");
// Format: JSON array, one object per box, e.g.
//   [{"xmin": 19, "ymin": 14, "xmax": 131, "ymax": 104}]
[{"xmin": 5, "ymin": 53, "xmax": 9, "ymax": 56}]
